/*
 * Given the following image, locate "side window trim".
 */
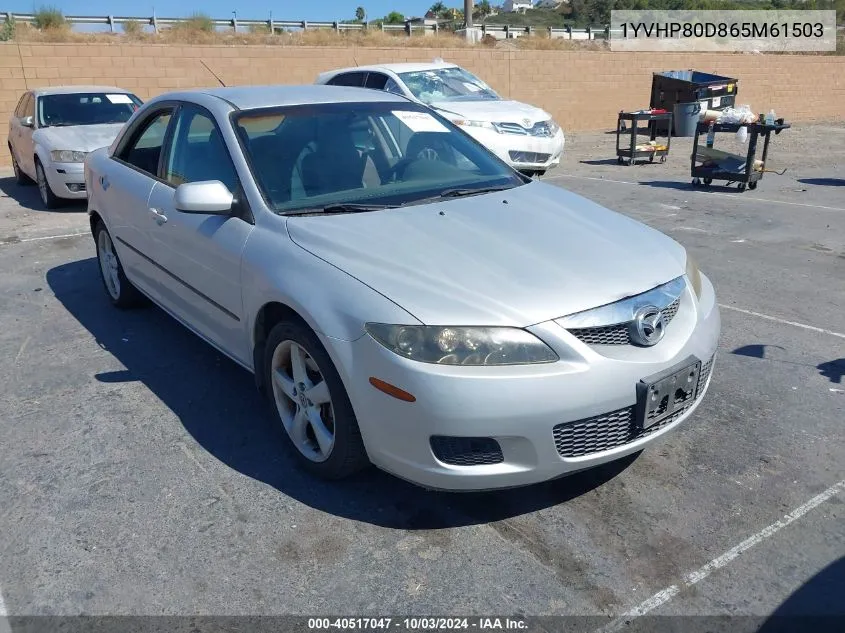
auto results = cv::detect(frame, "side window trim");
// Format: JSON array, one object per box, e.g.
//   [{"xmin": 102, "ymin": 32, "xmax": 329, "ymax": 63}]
[
  {"xmin": 158, "ymin": 101, "xmax": 240, "ymax": 193},
  {"xmin": 110, "ymin": 103, "xmax": 178, "ymax": 183}
]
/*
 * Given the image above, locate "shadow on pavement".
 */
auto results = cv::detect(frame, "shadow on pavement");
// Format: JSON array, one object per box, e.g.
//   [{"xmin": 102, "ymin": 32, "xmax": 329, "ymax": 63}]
[
  {"xmin": 817, "ymin": 359, "xmax": 844, "ymax": 384},
  {"xmin": 757, "ymin": 556, "xmax": 845, "ymax": 632},
  {"xmin": 0, "ymin": 175, "xmax": 86, "ymax": 212},
  {"xmin": 47, "ymin": 257, "xmax": 637, "ymax": 529},
  {"xmin": 797, "ymin": 178, "xmax": 845, "ymax": 187}
]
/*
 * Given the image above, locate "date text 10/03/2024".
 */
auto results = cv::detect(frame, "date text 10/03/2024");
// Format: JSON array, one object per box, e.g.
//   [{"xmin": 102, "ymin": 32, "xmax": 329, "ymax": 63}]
[{"xmin": 307, "ymin": 618, "xmax": 529, "ymax": 630}]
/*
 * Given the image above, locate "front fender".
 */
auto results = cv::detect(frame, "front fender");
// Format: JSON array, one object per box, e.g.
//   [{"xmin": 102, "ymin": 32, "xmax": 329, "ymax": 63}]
[{"xmin": 242, "ymin": 222, "xmax": 421, "ymax": 345}]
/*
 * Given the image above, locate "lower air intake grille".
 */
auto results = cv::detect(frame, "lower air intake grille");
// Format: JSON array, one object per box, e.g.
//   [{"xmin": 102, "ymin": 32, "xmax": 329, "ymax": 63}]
[
  {"xmin": 430, "ymin": 436, "xmax": 504, "ymax": 466},
  {"xmin": 568, "ymin": 297, "xmax": 681, "ymax": 346},
  {"xmin": 552, "ymin": 354, "xmax": 715, "ymax": 458},
  {"xmin": 508, "ymin": 151, "xmax": 551, "ymax": 164}
]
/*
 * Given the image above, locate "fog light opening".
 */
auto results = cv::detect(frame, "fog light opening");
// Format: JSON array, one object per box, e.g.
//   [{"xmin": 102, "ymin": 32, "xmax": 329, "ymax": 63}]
[{"xmin": 368, "ymin": 377, "xmax": 416, "ymax": 402}]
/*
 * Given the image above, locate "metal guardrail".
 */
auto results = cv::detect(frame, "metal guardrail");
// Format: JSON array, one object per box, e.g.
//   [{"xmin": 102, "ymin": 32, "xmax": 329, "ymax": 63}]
[{"xmin": 1, "ymin": 11, "xmax": 609, "ymax": 39}]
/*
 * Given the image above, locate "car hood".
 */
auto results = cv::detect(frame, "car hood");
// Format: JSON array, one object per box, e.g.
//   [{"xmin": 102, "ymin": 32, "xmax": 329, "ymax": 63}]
[
  {"xmin": 33, "ymin": 124, "xmax": 125, "ymax": 153},
  {"xmin": 431, "ymin": 99, "xmax": 553, "ymax": 125},
  {"xmin": 286, "ymin": 182, "xmax": 687, "ymax": 327}
]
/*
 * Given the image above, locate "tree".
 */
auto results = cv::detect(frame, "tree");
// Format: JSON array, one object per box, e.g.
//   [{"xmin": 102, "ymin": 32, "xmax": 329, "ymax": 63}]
[
  {"xmin": 429, "ymin": 1, "xmax": 448, "ymax": 15},
  {"xmin": 385, "ymin": 10, "xmax": 405, "ymax": 23},
  {"xmin": 475, "ymin": 0, "xmax": 493, "ymax": 18},
  {"xmin": 355, "ymin": 6, "xmax": 366, "ymax": 21}
]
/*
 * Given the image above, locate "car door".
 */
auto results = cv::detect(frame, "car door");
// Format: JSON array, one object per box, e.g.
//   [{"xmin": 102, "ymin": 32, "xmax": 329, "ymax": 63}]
[
  {"xmin": 145, "ymin": 102, "xmax": 253, "ymax": 364},
  {"xmin": 11, "ymin": 93, "xmax": 36, "ymax": 178},
  {"xmin": 8, "ymin": 93, "xmax": 27, "ymax": 167},
  {"xmin": 101, "ymin": 105, "xmax": 177, "ymax": 296}
]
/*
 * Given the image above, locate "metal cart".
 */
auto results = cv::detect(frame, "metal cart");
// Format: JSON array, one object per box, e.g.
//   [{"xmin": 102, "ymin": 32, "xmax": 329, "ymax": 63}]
[
  {"xmin": 651, "ymin": 70, "xmax": 739, "ymax": 136},
  {"xmin": 690, "ymin": 119, "xmax": 790, "ymax": 192},
  {"xmin": 616, "ymin": 110, "xmax": 673, "ymax": 166}
]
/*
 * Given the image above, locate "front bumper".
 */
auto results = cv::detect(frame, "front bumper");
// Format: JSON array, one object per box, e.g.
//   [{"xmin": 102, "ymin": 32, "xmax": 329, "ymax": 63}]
[
  {"xmin": 462, "ymin": 127, "xmax": 565, "ymax": 172},
  {"xmin": 45, "ymin": 160, "xmax": 87, "ymax": 199},
  {"xmin": 325, "ymin": 275, "xmax": 720, "ymax": 491}
]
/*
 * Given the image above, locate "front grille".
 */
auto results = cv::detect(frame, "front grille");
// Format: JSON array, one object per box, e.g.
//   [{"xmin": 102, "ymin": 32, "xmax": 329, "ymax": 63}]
[
  {"xmin": 508, "ymin": 151, "xmax": 551, "ymax": 164},
  {"xmin": 496, "ymin": 121, "xmax": 555, "ymax": 137},
  {"xmin": 568, "ymin": 297, "xmax": 681, "ymax": 346},
  {"xmin": 430, "ymin": 436, "xmax": 504, "ymax": 466},
  {"xmin": 552, "ymin": 355, "xmax": 715, "ymax": 458}
]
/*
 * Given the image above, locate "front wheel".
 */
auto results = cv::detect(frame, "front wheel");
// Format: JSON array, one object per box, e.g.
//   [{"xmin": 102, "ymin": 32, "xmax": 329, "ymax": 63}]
[
  {"xmin": 265, "ymin": 321, "xmax": 369, "ymax": 479},
  {"xmin": 94, "ymin": 221, "xmax": 145, "ymax": 308},
  {"xmin": 35, "ymin": 159, "xmax": 61, "ymax": 209}
]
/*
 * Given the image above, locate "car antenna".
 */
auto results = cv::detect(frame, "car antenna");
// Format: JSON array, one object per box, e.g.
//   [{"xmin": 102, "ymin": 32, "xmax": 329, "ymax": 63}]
[{"xmin": 200, "ymin": 59, "xmax": 227, "ymax": 87}]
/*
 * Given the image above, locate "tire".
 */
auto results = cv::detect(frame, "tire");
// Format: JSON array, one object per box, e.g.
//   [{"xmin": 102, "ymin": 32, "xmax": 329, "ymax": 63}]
[
  {"xmin": 748, "ymin": 181, "xmax": 757, "ymax": 190},
  {"xmin": 9, "ymin": 145, "xmax": 33, "ymax": 185},
  {"xmin": 738, "ymin": 183, "xmax": 747, "ymax": 192},
  {"xmin": 35, "ymin": 159, "xmax": 62, "ymax": 209},
  {"xmin": 703, "ymin": 177, "xmax": 712, "ymax": 186},
  {"xmin": 94, "ymin": 220, "xmax": 145, "ymax": 308},
  {"xmin": 264, "ymin": 321, "xmax": 369, "ymax": 480}
]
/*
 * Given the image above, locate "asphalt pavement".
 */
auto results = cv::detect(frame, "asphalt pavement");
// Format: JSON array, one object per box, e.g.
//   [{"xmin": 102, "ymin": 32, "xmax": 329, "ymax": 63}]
[{"xmin": 0, "ymin": 125, "xmax": 843, "ymax": 627}]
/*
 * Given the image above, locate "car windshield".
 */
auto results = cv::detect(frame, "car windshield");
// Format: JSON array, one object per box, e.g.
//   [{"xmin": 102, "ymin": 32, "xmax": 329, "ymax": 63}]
[
  {"xmin": 37, "ymin": 92, "xmax": 143, "ymax": 127},
  {"xmin": 398, "ymin": 67, "xmax": 500, "ymax": 103},
  {"xmin": 234, "ymin": 102, "xmax": 524, "ymax": 215}
]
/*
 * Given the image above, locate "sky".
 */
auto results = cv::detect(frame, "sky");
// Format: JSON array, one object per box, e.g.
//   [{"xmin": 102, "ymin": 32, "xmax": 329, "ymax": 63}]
[{"xmin": 9, "ymin": 0, "xmax": 452, "ymax": 22}]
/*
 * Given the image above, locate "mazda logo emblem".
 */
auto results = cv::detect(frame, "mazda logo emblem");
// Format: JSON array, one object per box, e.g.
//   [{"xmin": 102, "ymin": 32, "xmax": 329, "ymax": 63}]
[{"xmin": 630, "ymin": 305, "xmax": 666, "ymax": 346}]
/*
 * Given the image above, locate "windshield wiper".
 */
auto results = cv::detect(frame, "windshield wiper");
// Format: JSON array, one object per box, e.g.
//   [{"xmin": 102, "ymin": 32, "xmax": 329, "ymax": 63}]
[
  {"xmin": 438, "ymin": 185, "xmax": 515, "ymax": 198},
  {"xmin": 285, "ymin": 203, "xmax": 399, "ymax": 216}
]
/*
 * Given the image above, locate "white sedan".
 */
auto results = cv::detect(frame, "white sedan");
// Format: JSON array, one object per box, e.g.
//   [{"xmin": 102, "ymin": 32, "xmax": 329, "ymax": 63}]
[
  {"xmin": 85, "ymin": 85, "xmax": 720, "ymax": 491},
  {"xmin": 316, "ymin": 61, "xmax": 565, "ymax": 177},
  {"xmin": 7, "ymin": 86, "xmax": 142, "ymax": 208}
]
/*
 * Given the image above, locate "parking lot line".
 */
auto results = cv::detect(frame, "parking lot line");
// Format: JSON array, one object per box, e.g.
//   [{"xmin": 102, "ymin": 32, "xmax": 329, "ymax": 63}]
[
  {"xmin": 0, "ymin": 587, "xmax": 10, "ymax": 633},
  {"xmin": 546, "ymin": 173, "xmax": 845, "ymax": 213},
  {"xmin": 0, "ymin": 231, "xmax": 89, "ymax": 246},
  {"xmin": 596, "ymin": 480, "xmax": 845, "ymax": 633},
  {"xmin": 718, "ymin": 304, "xmax": 845, "ymax": 339},
  {"xmin": 595, "ymin": 480, "xmax": 845, "ymax": 632}
]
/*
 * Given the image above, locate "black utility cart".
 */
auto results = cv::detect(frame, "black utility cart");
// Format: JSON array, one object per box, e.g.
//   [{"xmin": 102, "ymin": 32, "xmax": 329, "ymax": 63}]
[
  {"xmin": 616, "ymin": 110, "xmax": 672, "ymax": 166},
  {"xmin": 690, "ymin": 119, "xmax": 790, "ymax": 192}
]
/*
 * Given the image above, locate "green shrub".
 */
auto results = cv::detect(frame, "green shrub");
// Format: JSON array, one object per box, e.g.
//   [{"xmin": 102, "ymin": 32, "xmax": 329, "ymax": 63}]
[
  {"xmin": 32, "ymin": 5, "xmax": 66, "ymax": 30},
  {"xmin": 122, "ymin": 19, "xmax": 142, "ymax": 37},
  {"xmin": 0, "ymin": 14, "xmax": 15, "ymax": 41}
]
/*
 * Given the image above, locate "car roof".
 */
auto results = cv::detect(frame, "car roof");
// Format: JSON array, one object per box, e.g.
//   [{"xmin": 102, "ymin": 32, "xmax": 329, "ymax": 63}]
[
  {"xmin": 323, "ymin": 62, "xmax": 459, "ymax": 76},
  {"xmin": 164, "ymin": 84, "xmax": 412, "ymax": 110},
  {"xmin": 31, "ymin": 86, "xmax": 135, "ymax": 97}
]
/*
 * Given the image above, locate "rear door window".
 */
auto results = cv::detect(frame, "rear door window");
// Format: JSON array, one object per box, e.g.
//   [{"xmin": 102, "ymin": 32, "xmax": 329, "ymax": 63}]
[{"xmin": 327, "ymin": 72, "xmax": 367, "ymax": 87}]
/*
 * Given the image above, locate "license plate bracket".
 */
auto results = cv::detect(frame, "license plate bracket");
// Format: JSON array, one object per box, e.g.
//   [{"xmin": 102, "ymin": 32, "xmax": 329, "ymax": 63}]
[{"xmin": 635, "ymin": 356, "xmax": 702, "ymax": 430}]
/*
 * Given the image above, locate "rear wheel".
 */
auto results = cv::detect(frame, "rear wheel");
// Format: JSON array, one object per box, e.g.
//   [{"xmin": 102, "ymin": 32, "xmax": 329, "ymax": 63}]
[
  {"xmin": 94, "ymin": 221, "xmax": 145, "ymax": 308},
  {"xmin": 265, "ymin": 321, "xmax": 369, "ymax": 479},
  {"xmin": 35, "ymin": 159, "xmax": 61, "ymax": 209}
]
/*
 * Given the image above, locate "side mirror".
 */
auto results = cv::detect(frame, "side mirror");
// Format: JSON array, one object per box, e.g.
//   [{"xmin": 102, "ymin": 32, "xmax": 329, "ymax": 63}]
[
  {"xmin": 173, "ymin": 181, "xmax": 233, "ymax": 215},
  {"xmin": 20, "ymin": 116, "xmax": 33, "ymax": 128}
]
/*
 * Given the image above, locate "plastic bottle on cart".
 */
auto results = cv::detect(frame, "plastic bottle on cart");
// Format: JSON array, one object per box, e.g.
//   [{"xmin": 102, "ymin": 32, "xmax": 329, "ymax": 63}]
[
  {"xmin": 706, "ymin": 122, "xmax": 716, "ymax": 148},
  {"xmin": 765, "ymin": 110, "xmax": 776, "ymax": 126}
]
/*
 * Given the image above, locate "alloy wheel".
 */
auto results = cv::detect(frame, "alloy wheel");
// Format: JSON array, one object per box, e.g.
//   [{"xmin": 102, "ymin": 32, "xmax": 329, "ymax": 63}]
[
  {"xmin": 270, "ymin": 340, "xmax": 336, "ymax": 462},
  {"xmin": 97, "ymin": 229, "xmax": 121, "ymax": 300}
]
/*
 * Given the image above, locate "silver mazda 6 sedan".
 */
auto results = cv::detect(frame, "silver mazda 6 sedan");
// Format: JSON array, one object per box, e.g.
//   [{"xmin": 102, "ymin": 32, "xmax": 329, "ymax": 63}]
[{"xmin": 85, "ymin": 85, "xmax": 720, "ymax": 491}]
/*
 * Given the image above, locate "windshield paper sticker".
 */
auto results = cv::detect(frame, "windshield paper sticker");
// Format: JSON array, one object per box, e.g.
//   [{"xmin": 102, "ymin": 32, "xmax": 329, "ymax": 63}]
[
  {"xmin": 393, "ymin": 111, "xmax": 449, "ymax": 133},
  {"xmin": 106, "ymin": 94, "xmax": 133, "ymax": 104}
]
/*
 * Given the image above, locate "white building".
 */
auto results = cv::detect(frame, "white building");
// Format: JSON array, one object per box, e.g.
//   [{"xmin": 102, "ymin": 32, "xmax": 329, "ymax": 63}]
[{"xmin": 503, "ymin": 0, "xmax": 533, "ymax": 12}]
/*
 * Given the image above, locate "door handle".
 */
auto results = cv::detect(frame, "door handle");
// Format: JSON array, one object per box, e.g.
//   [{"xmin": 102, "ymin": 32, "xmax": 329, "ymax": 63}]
[
  {"xmin": 100, "ymin": 175, "xmax": 110, "ymax": 191},
  {"xmin": 149, "ymin": 207, "xmax": 167, "ymax": 224}
]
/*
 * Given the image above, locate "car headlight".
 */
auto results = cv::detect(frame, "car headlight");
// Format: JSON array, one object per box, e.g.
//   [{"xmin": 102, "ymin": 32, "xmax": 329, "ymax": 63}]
[
  {"xmin": 685, "ymin": 254, "xmax": 703, "ymax": 299},
  {"xmin": 453, "ymin": 119, "xmax": 495, "ymax": 131},
  {"xmin": 365, "ymin": 324, "xmax": 558, "ymax": 366},
  {"xmin": 50, "ymin": 150, "xmax": 88, "ymax": 163},
  {"xmin": 547, "ymin": 119, "xmax": 561, "ymax": 135}
]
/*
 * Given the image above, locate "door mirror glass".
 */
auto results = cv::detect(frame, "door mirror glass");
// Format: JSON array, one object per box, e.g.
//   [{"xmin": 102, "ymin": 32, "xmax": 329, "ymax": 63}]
[
  {"xmin": 173, "ymin": 180, "xmax": 233, "ymax": 214},
  {"xmin": 20, "ymin": 116, "xmax": 33, "ymax": 128}
]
